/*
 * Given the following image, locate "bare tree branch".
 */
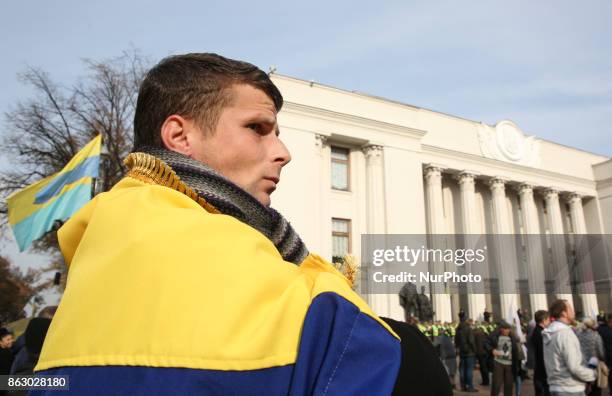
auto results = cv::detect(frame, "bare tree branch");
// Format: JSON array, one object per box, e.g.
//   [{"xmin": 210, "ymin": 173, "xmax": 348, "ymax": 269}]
[{"xmin": 0, "ymin": 49, "xmax": 150, "ymax": 253}]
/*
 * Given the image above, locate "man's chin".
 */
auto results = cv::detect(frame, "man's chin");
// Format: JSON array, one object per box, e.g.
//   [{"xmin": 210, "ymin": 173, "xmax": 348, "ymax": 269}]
[{"xmin": 255, "ymin": 192, "xmax": 271, "ymax": 207}]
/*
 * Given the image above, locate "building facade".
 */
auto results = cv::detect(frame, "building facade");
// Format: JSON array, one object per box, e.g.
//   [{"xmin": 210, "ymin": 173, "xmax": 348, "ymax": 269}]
[{"xmin": 270, "ymin": 74, "xmax": 612, "ymax": 323}]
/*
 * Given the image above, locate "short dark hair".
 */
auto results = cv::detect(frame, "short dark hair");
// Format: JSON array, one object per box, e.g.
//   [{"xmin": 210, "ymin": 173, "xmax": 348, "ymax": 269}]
[
  {"xmin": 0, "ymin": 327, "xmax": 12, "ymax": 339},
  {"xmin": 499, "ymin": 321, "xmax": 512, "ymax": 330},
  {"xmin": 549, "ymin": 299, "xmax": 568, "ymax": 319},
  {"xmin": 534, "ymin": 310, "xmax": 549, "ymax": 324},
  {"xmin": 133, "ymin": 53, "xmax": 283, "ymax": 150}
]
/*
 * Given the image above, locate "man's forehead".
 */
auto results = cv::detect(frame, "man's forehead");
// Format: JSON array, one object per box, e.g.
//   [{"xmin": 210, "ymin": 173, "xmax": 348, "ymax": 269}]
[{"xmin": 227, "ymin": 84, "xmax": 276, "ymax": 111}]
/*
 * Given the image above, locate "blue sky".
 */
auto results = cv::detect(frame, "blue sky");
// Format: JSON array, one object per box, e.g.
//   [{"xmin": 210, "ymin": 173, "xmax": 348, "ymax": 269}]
[{"xmin": 1, "ymin": 0, "xmax": 611, "ymax": 269}]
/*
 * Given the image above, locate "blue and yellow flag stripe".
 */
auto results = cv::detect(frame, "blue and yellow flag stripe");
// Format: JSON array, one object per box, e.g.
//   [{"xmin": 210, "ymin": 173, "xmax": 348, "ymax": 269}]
[
  {"xmin": 7, "ymin": 135, "xmax": 101, "ymax": 251},
  {"xmin": 35, "ymin": 156, "xmax": 100, "ymax": 204}
]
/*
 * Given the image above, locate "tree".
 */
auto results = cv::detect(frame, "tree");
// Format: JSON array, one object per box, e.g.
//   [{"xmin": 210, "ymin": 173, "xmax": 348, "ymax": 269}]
[
  {"xmin": 0, "ymin": 255, "xmax": 40, "ymax": 324},
  {"xmin": 0, "ymin": 50, "xmax": 149, "ymax": 253},
  {"xmin": 0, "ymin": 254, "xmax": 66, "ymax": 324}
]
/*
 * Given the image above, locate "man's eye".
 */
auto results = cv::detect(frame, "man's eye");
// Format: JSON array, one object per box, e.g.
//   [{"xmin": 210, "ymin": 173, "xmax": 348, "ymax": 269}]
[{"xmin": 247, "ymin": 123, "xmax": 263, "ymax": 133}]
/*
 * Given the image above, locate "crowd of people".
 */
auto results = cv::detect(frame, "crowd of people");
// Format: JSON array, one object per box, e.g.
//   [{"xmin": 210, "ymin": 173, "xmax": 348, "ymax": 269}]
[
  {"xmin": 0, "ymin": 308, "xmax": 55, "ymax": 396},
  {"xmin": 410, "ymin": 299, "xmax": 612, "ymax": 396},
  {"xmin": 2, "ymin": 300, "xmax": 611, "ymax": 396}
]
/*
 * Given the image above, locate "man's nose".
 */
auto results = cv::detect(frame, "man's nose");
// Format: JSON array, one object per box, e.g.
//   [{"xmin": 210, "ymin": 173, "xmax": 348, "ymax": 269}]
[{"xmin": 272, "ymin": 135, "xmax": 291, "ymax": 167}]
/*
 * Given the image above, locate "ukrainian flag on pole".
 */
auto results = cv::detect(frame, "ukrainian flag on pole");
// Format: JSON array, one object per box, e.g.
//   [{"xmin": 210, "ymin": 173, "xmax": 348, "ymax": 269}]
[{"xmin": 7, "ymin": 135, "xmax": 102, "ymax": 251}]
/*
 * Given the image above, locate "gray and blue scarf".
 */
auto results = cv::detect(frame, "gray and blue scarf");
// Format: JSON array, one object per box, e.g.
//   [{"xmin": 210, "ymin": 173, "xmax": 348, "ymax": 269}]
[{"xmin": 135, "ymin": 146, "xmax": 309, "ymax": 265}]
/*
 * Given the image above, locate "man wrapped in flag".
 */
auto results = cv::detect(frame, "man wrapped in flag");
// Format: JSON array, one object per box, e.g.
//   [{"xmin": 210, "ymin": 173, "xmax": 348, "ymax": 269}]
[
  {"xmin": 15, "ymin": 55, "xmax": 456, "ymax": 395},
  {"xmin": 7, "ymin": 135, "xmax": 101, "ymax": 251},
  {"xmin": 30, "ymin": 54, "xmax": 407, "ymax": 396}
]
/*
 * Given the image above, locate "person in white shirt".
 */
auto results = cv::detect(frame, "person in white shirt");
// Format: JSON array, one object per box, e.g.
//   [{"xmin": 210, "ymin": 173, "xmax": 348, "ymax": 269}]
[{"xmin": 543, "ymin": 299, "xmax": 597, "ymax": 396}]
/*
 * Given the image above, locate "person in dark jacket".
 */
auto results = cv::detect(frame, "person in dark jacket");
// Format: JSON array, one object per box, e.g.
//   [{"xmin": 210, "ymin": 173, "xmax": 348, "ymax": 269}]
[
  {"xmin": 597, "ymin": 313, "xmax": 612, "ymax": 396},
  {"xmin": 456, "ymin": 318, "xmax": 478, "ymax": 392},
  {"xmin": 434, "ymin": 329, "xmax": 458, "ymax": 389},
  {"xmin": 9, "ymin": 308, "xmax": 55, "ymax": 378},
  {"xmin": 0, "ymin": 328, "xmax": 15, "ymax": 396},
  {"xmin": 526, "ymin": 321, "xmax": 536, "ymax": 370},
  {"xmin": 486, "ymin": 321, "xmax": 521, "ymax": 396},
  {"xmin": 530, "ymin": 310, "xmax": 551, "ymax": 396},
  {"xmin": 474, "ymin": 325, "xmax": 490, "ymax": 386},
  {"xmin": 382, "ymin": 317, "xmax": 453, "ymax": 396},
  {"xmin": 10, "ymin": 318, "xmax": 51, "ymax": 376},
  {"xmin": 0, "ymin": 328, "xmax": 15, "ymax": 375},
  {"xmin": 7, "ymin": 318, "xmax": 51, "ymax": 396}
]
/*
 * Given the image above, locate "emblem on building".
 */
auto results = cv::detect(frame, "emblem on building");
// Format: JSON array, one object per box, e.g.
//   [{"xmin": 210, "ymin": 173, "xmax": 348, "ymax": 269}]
[{"xmin": 477, "ymin": 120, "xmax": 541, "ymax": 167}]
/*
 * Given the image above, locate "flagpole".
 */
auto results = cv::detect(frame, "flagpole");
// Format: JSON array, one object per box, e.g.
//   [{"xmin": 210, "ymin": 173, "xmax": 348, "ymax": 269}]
[{"xmin": 94, "ymin": 132, "xmax": 107, "ymax": 196}]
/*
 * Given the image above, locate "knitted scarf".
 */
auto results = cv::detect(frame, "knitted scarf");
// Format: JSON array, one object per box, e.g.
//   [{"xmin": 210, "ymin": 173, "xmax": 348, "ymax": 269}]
[{"xmin": 128, "ymin": 147, "xmax": 309, "ymax": 265}]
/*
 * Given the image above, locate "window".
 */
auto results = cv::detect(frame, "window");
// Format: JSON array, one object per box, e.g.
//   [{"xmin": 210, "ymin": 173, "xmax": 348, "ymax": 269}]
[
  {"xmin": 331, "ymin": 146, "xmax": 349, "ymax": 191},
  {"xmin": 332, "ymin": 218, "xmax": 351, "ymax": 264}
]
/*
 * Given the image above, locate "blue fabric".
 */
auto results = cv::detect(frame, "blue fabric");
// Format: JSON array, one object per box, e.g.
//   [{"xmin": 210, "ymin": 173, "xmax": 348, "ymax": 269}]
[
  {"xmin": 32, "ymin": 292, "xmax": 400, "ymax": 395},
  {"xmin": 31, "ymin": 365, "xmax": 293, "ymax": 396},
  {"xmin": 35, "ymin": 156, "xmax": 99, "ymax": 204},
  {"xmin": 289, "ymin": 292, "xmax": 401, "ymax": 395}
]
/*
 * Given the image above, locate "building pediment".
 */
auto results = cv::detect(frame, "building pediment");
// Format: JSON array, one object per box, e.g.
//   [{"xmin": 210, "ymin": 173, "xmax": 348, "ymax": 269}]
[{"xmin": 477, "ymin": 120, "xmax": 541, "ymax": 168}]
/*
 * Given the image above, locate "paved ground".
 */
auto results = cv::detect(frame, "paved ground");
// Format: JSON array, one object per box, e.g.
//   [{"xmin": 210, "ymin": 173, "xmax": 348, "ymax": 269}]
[{"xmin": 453, "ymin": 371, "xmax": 610, "ymax": 396}]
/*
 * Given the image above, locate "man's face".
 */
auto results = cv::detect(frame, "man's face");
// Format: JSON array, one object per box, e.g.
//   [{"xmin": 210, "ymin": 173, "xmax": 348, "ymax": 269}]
[
  {"xmin": 500, "ymin": 327, "xmax": 510, "ymax": 336},
  {"xmin": 0, "ymin": 334, "xmax": 13, "ymax": 349},
  {"xmin": 541, "ymin": 317, "xmax": 551, "ymax": 327},
  {"xmin": 564, "ymin": 303, "xmax": 575, "ymax": 321},
  {"xmin": 189, "ymin": 84, "xmax": 291, "ymax": 206}
]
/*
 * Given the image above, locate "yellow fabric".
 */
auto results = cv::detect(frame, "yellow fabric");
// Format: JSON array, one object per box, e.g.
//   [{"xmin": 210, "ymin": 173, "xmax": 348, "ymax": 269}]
[{"xmin": 36, "ymin": 177, "xmax": 396, "ymax": 372}]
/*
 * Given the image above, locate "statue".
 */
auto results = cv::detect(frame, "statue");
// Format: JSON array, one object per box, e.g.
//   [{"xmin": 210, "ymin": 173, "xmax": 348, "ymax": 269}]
[
  {"xmin": 415, "ymin": 286, "xmax": 434, "ymax": 322},
  {"xmin": 399, "ymin": 282, "xmax": 418, "ymax": 321},
  {"xmin": 399, "ymin": 283, "xmax": 433, "ymax": 322}
]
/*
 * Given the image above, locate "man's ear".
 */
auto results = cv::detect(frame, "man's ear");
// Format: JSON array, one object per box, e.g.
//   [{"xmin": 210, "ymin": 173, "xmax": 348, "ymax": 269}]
[{"xmin": 160, "ymin": 115, "xmax": 194, "ymax": 156}]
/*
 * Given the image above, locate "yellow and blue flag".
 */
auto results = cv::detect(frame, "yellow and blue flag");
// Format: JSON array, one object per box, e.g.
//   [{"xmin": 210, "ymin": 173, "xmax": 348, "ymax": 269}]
[{"xmin": 7, "ymin": 135, "xmax": 101, "ymax": 251}]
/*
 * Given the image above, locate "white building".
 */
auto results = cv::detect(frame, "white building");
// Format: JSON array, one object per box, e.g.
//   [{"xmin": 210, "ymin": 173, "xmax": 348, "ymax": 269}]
[{"xmin": 271, "ymin": 74, "xmax": 612, "ymax": 323}]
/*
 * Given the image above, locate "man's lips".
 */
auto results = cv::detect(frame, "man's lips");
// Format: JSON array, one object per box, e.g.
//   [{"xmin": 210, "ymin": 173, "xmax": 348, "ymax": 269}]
[{"xmin": 264, "ymin": 176, "xmax": 280, "ymax": 185}]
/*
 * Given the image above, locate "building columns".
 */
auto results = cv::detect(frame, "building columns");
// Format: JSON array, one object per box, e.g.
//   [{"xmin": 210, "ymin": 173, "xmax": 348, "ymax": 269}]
[
  {"xmin": 314, "ymin": 134, "xmax": 332, "ymax": 259},
  {"xmin": 363, "ymin": 145, "xmax": 389, "ymax": 316},
  {"xmin": 543, "ymin": 189, "xmax": 574, "ymax": 306},
  {"xmin": 489, "ymin": 177, "xmax": 520, "ymax": 321},
  {"xmin": 457, "ymin": 171, "xmax": 487, "ymax": 320},
  {"xmin": 567, "ymin": 193, "xmax": 599, "ymax": 317},
  {"xmin": 424, "ymin": 165, "xmax": 452, "ymax": 323},
  {"xmin": 517, "ymin": 183, "xmax": 548, "ymax": 312},
  {"xmin": 424, "ymin": 166, "xmax": 446, "ymax": 232}
]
